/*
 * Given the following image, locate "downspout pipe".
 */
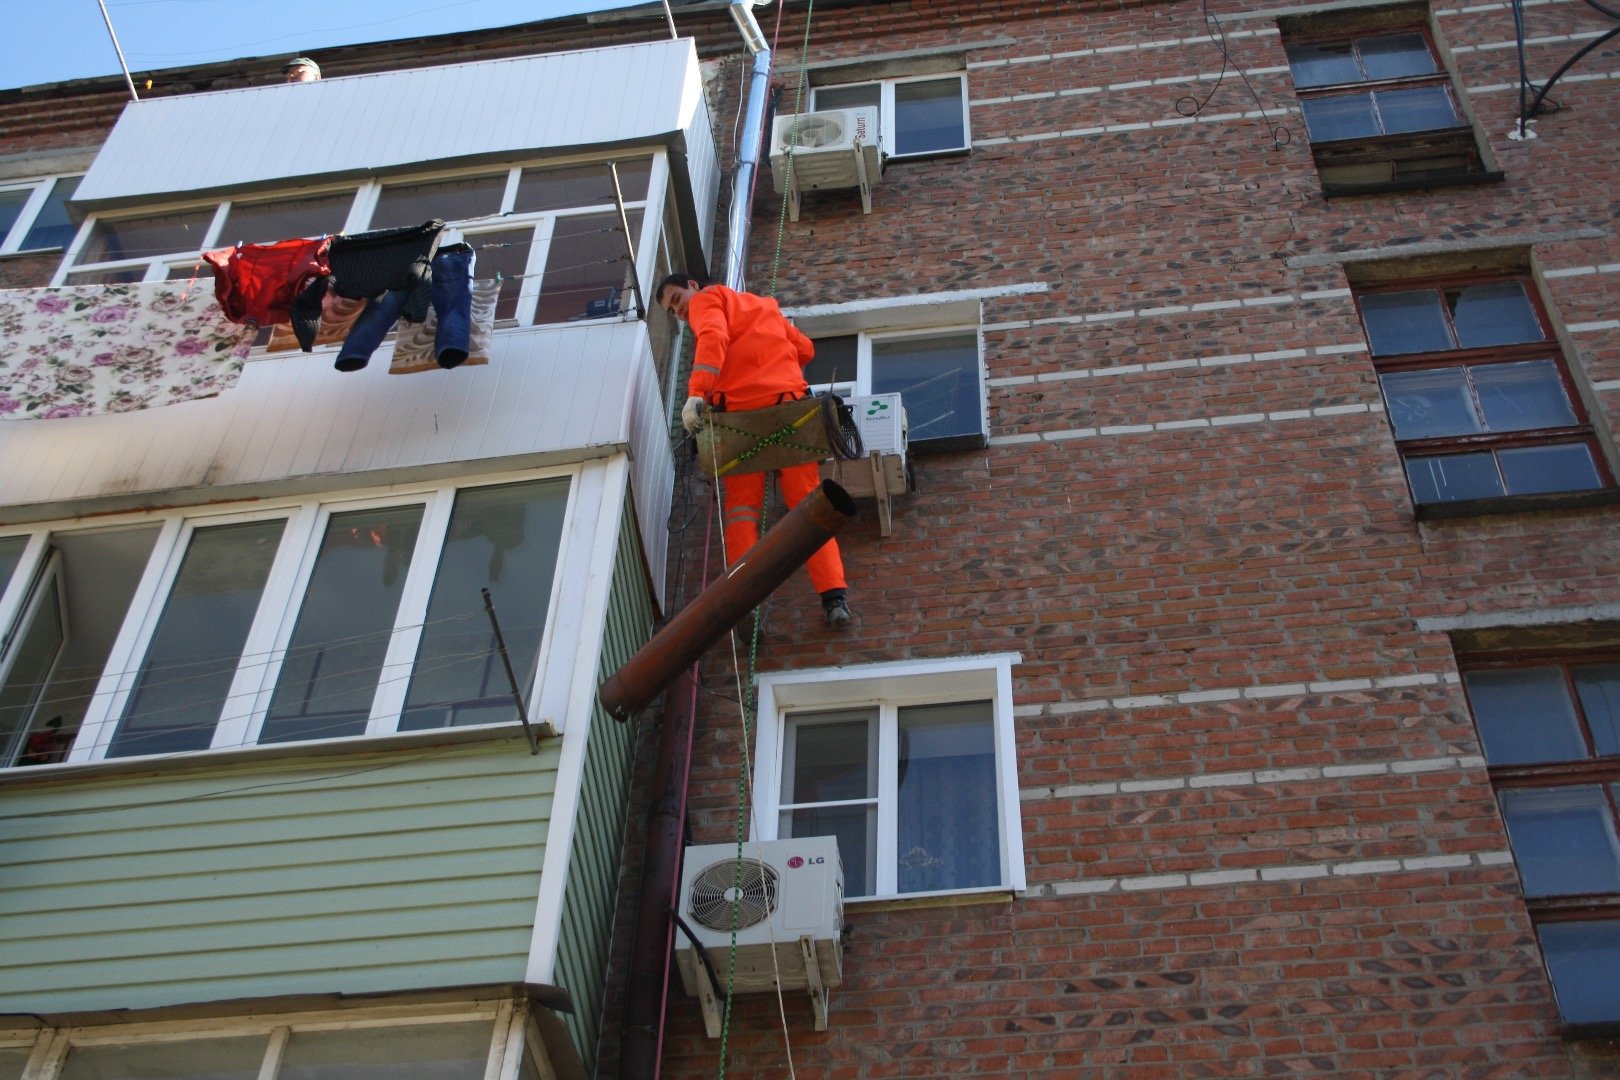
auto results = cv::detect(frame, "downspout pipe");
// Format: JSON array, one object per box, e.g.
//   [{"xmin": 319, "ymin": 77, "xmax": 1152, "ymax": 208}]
[
  {"xmin": 600, "ymin": 480, "xmax": 855, "ymax": 721},
  {"xmin": 724, "ymin": 1, "xmax": 773, "ymax": 291}
]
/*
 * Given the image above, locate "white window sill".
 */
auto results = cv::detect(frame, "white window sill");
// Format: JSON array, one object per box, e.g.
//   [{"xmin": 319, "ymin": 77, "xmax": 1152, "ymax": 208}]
[{"xmin": 844, "ymin": 884, "xmax": 1018, "ymax": 913}]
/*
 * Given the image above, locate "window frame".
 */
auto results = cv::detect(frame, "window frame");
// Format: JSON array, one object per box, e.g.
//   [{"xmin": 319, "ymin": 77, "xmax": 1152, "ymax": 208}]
[
  {"xmin": 806, "ymin": 324, "xmax": 989, "ymax": 452},
  {"xmin": 810, "ymin": 72, "xmax": 971, "ymax": 160},
  {"xmin": 0, "ymin": 174, "xmax": 83, "ymax": 256},
  {"xmin": 1354, "ymin": 271, "xmax": 1613, "ymax": 513},
  {"xmin": 751, "ymin": 653, "xmax": 1025, "ymax": 902},
  {"xmin": 1280, "ymin": 18, "xmax": 1498, "ymax": 196},
  {"xmin": 1460, "ymin": 650, "xmax": 1620, "ymax": 1033},
  {"xmin": 0, "ymin": 998, "xmax": 551, "ymax": 1080},
  {"xmin": 0, "ymin": 467, "xmax": 579, "ymax": 770},
  {"xmin": 51, "ymin": 153, "xmax": 667, "ymax": 330}
]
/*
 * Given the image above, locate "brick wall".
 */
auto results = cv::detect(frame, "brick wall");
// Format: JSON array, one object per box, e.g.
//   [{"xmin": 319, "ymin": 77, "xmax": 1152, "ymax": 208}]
[{"xmin": 603, "ymin": 0, "xmax": 1620, "ymax": 1075}]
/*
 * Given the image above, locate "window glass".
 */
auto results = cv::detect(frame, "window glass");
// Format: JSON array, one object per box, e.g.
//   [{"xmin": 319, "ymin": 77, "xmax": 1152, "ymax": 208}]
[
  {"xmin": 260, "ymin": 505, "xmax": 425, "ymax": 744},
  {"xmin": 460, "ymin": 227, "xmax": 532, "ymax": 321},
  {"xmin": 805, "ymin": 335, "xmax": 857, "ymax": 388},
  {"xmin": 109, "ymin": 519, "xmax": 285, "ymax": 758},
  {"xmin": 1463, "ymin": 668, "xmax": 1587, "ymax": 765},
  {"xmin": 0, "ymin": 571, "xmax": 65, "ymax": 768},
  {"xmin": 1499, "ymin": 785, "xmax": 1620, "ymax": 897},
  {"xmin": 400, "ymin": 479, "xmax": 570, "ymax": 731},
  {"xmin": 0, "ymin": 1046, "xmax": 29, "ymax": 1079},
  {"xmin": 1538, "ymin": 918, "xmax": 1620, "ymax": 1025},
  {"xmin": 514, "ymin": 159, "xmax": 651, "ymax": 213},
  {"xmin": 278, "ymin": 1023, "xmax": 490, "ymax": 1080},
  {"xmin": 1472, "ymin": 360, "xmax": 1575, "ymax": 432},
  {"xmin": 1449, "ymin": 282, "xmax": 1543, "ymax": 347},
  {"xmin": 1300, "ymin": 93, "xmax": 1381, "ymax": 141},
  {"xmin": 1499, "ymin": 443, "xmax": 1602, "ymax": 496},
  {"xmin": 1375, "ymin": 85, "xmax": 1458, "ymax": 134},
  {"xmin": 1573, "ymin": 664, "xmax": 1620, "ymax": 757},
  {"xmin": 870, "ymin": 333, "xmax": 981, "ymax": 444},
  {"xmin": 219, "ymin": 191, "xmax": 354, "ymax": 245},
  {"xmin": 893, "ymin": 78, "xmax": 966, "ymax": 155},
  {"xmin": 0, "ymin": 536, "xmax": 25, "ymax": 595},
  {"xmin": 814, "ymin": 83, "xmax": 881, "ymax": 111},
  {"xmin": 1359, "ymin": 33, "xmax": 1438, "ymax": 80},
  {"xmin": 21, "ymin": 176, "xmax": 82, "ymax": 251},
  {"xmin": 0, "ymin": 189, "xmax": 27, "ymax": 237},
  {"xmin": 1379, "ymin": 367, "xmax": 1478, "ymax": 439},
  {"xmin": 75, "ymin": 208, "xmax": 215, "ymax": 266},
  {"xmin": 897, "ymin": 701, "xmax": 998, "ymax": 893},
  {"xmin": 532, "ymin": 209, "xmax": 642, "ymax": 325},
  {"xmin": 1404, "ymin": 452, "xmax": 1502, "ymax": 504},
  {"xmin": 781, "ymin": 711, "xmax": 878, "ymax": 898},
  {"xmin": 371, "ymin": 174, "xmax": 506, "ymax": 231},
  {"xmin": 1286, "ymin": 42, "xmax": 1361, "ymax": 88},
  {"xmin": 1360, "ymin": 290, "xmax": 1452, "ymax": 355},
  {"xmin": 59, "ymin": 1036, "xmax": 265, "ymax": 1079}
]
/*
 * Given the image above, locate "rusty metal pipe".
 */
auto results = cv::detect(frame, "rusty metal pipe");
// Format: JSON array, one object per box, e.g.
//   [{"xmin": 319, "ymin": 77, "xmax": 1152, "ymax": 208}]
[{"xmin": 599, "ymin": 479, "xmax": 856, "ymax": 721}]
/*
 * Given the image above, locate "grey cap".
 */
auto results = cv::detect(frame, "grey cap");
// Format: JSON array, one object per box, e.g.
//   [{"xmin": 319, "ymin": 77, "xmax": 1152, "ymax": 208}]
[{"xmin": 283, "ymin": 56, "xmax": 321, "ymax": 75}]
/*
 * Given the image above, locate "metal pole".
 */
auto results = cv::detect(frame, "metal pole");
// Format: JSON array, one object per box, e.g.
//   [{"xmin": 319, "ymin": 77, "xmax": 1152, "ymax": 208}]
[
  {"xmin": 95, "ymin": 0, "xmax": 140, "ymax": 102},
  {"xmin": 608, "ymin": 161, "xmax": 646, "ymax": 319},
  {"xmin": 724, "ymin": 2, "xmax": 773, "ymax": 291},
  {"xmin": 598, "ymin": 480, "xmax": 857, "ymax": 721},
  {"xmin": 482, "ymin": 587, "xmax": 552, "ymax": 751}
]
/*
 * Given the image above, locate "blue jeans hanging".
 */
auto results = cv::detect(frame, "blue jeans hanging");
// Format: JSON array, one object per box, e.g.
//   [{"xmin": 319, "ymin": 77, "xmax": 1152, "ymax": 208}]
[{"xmin": 335, "ymin": 244, "xmax": 474, "ymax": 372}]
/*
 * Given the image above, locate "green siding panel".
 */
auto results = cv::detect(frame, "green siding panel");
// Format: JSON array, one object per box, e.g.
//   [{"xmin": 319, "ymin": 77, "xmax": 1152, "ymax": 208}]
[
  {"xmin": 553, "ymin": 502, "xmax": 654, "ymax": 1072},
  {"xmin": 0, "ymin": 736, "xmax": 556, "ymax": 1012}
]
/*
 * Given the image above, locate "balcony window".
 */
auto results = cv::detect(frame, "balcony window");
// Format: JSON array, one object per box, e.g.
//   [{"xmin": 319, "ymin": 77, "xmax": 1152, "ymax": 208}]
[{"xmin": 0, "ymin": 175, "xmax": 83, "ymax": 254}]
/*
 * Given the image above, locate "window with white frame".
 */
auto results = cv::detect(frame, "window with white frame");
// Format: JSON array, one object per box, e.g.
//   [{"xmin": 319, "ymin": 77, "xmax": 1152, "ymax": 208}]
[
  {"xmin": 54, "ymin": 157, "xmax": 656, "ymax": 328},
  {"xmin": 0, "ymin": 472, "xmax": 571, "ymax": 769},
  {"xmin": 0, "ymin": 175, "xmax": 82, "ymax": 255},
  {"xmin": 0, "ymin": 1000, "xmax": 559, "ymax": 1080},
  {"xmin": 807, "ymin": 327, "xmax": 986, "ymax": 450},
  {"xmin": 812, "ymin": 74, "xmax": 970, "ymax": 159},
  {"xmin": 752, "ymin": 654, "xmax": 1024, "ymax": 901}
]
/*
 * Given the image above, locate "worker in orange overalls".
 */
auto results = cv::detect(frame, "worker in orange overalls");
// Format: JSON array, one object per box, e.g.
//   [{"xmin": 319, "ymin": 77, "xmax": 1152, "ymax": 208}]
[{"xmin": 655, "ymin": 273, "xmax": 851, "ymax": 628}]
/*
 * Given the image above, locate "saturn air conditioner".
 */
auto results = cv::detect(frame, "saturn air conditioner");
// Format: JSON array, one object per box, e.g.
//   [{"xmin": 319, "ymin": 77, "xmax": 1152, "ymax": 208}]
[
  {"xmin": 674, "ymin": 836, "xmax": 844, "ymax": 1034},
  {"xmin": 769, "ymin": 107, "xmax": 883, "ymax": 221}
]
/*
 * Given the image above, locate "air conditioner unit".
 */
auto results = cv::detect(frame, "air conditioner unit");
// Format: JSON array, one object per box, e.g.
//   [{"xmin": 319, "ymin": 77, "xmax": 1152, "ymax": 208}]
[
  {"xmin": 769, "ymin": 107, "xmax": 883, "ymax": 221},
  {"xmin": 674, "ymin": 836, "xmax": 844, "ymax": 1034},
  {"xmin": 822, "ymin": 393, "xmax": 908, "ymax": 536}
]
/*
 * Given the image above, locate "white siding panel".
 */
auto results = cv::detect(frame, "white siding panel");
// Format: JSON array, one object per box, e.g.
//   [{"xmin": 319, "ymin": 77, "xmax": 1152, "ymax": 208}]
[
  {"xmin": 684, "ymin": 81, "xmax": 721, "ymax": 259},
  {"xmin": 77, "ymin": 41, "xmax": 705, "ymax": 206},
  {"xmin": 0, "ymin": 321, "xmax": 669, "ymax": 523}
]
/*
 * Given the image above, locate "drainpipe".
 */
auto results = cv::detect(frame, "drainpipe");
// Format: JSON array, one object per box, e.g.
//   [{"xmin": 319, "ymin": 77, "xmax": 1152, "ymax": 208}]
[
  {"xmin": 617, "ymin": 10, "xmax": 779, "ymax": 1076},
  {"xmin": 724, "ymin": 1, "xmax": 773, "ymax": 290}
]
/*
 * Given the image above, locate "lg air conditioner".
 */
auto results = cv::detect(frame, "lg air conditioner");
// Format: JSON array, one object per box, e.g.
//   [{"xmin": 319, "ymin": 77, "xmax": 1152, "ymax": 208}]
[
  {"xmin": 674, "ymin": 836, "xmax": 844, "ymax": 1033},
  {"xmin": 768, "ymin": 107, "xmax": 883, "ymax": 220}
]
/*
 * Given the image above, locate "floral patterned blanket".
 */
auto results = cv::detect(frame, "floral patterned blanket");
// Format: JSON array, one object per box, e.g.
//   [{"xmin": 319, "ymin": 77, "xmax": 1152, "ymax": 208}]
[{"xmin": 0, "ymin": 283, "xmax": 255, "ymax": 419}]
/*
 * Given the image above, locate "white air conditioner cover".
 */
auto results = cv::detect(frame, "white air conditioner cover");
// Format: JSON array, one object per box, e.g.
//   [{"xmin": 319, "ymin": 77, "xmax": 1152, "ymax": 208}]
[
  {"xmin": 769, "ymin": 108, "xmax": 884, "ymax": 194},
  {"xmin": 675, "ymin": 837, "xmax": 844, "ymax": 997}
]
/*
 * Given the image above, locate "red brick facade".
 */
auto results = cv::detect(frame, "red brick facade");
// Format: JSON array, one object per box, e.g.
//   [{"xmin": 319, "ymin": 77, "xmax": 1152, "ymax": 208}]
[{"xmin": 604, "ymin": 0, "xmax": 1620, "ymax": 1076}]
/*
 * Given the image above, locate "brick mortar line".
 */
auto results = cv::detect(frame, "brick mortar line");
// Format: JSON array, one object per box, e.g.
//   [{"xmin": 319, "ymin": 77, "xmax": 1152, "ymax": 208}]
[
  {"xmin": 1020, "ymin": 752, "xmax": 1487, "ymax": 804},
  {"xmin": 1035, "ymin": 850, "xmax": 1516, "ymax": 898},
  {"xmin": 985, "ymin": 342, "xmax": 1366, "ymax": 389},
  {"xmin": 1471, "ymin": 68, "xmax": 1620, "ymax": 93},
  {"xmin": 1013, "ymin": 672, "xmax": 1461, "ymax": 724},
  {"xmin": 988, "ymin": 401, "xmax": 1385, "ymax": 444},
  {"xmin": 984, "ymin": 290, "xmax": 1351, "ymax": 333},
  {"xmin": 973, "ymin": 107, "xmax": 1293, "ymax": 147}
]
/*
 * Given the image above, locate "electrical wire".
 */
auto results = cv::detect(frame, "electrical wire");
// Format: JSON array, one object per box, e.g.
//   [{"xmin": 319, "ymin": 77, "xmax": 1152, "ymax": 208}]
[{"xmin": 1175, "ymin": 0, "xmax": 1292, "ymax": 151}]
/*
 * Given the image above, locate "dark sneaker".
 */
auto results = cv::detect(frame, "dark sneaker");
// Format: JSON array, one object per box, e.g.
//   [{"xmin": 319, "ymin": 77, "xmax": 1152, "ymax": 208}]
[{"xmin": 822, "ymin": 595, "xmax": 852, "ymax": 629}]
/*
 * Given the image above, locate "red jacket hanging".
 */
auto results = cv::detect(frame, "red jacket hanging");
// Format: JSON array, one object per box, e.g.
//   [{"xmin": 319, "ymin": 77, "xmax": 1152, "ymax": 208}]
[{"xmin": 203, "ymin": 236, "xmax": 331, "ymax": 327}]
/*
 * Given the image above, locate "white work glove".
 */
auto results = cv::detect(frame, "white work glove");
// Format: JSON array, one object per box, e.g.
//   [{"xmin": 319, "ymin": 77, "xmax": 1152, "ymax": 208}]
[{"xmin": 681, "ymin": 395, "xmax": 707, "ymax": 433}]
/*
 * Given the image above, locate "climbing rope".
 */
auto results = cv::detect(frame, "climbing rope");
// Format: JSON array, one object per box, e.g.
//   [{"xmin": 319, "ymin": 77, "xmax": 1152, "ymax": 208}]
[{"xmin": 715, "ymin": 4, "xmax": 817, "ymax": 1077}]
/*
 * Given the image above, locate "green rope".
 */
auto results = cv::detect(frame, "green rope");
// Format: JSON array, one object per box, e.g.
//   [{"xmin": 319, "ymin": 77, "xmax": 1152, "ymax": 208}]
[{"xmin": 718, "ymin": 5, "xmax": 816, "ymax": 1077}]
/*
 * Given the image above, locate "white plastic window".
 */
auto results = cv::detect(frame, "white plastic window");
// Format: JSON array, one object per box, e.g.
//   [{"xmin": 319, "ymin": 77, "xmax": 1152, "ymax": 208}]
[
  {"xmin": 753, "ymin": 653, "xmax": 1025, "ymax": 901},
  {"xmin": 813, "ymin": 73, "xmax": 970, "ymax": 158}
]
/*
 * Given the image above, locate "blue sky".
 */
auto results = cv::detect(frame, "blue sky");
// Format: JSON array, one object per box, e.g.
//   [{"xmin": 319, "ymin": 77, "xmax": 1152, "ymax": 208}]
[{"xmin": 0, "ymin": 0, "xmax": 637, "ymax": 91}]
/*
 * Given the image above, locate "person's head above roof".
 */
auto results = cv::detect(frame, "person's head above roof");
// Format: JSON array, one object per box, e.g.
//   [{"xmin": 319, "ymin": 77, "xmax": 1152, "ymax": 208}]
[{"xmin": 283, "ymin": 56, "xmax": 321, "ymax": 83}]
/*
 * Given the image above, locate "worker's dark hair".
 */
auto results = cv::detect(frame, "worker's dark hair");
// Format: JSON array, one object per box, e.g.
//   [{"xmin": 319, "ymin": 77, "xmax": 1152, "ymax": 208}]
[{"xmin": 654, "ymin": 272, "xmax": 705, "ymax": 304}]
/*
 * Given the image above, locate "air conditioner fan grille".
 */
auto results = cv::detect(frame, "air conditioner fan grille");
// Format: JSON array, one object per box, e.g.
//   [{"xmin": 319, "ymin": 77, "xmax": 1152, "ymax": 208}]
[
  {"xmin": 784, "ymin": 115, "xmax": 845, "ymax": 148},
  {"xmin": 689, "ymin": 857, "xmax": 779, "ymax": 931}
]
